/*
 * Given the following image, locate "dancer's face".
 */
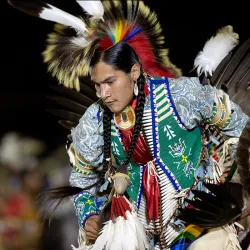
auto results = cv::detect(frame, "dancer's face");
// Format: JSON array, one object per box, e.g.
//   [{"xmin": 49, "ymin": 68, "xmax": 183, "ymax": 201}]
[{"xmin": 91, "ymin": 61, "xmax": 140, "ymax": 114}]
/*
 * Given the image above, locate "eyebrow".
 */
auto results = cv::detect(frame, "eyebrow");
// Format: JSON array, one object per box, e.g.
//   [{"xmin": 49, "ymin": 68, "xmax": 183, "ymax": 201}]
[{"xmin": 93, "ymin": 76, "xmax": 115, "ymax": 85}]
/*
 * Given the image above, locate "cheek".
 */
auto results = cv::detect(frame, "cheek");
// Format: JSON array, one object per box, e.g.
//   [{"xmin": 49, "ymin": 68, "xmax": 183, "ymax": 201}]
[
  {"xmin": 117, "ymin": 83, "xmax": 134, "ymax": 105},
  {"xmin": 117, "ymin": 83, "xmax": 132, "ymax": 96}
]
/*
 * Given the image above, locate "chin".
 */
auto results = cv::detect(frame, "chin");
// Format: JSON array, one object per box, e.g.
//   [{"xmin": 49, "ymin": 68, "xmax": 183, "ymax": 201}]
[{"xmin": 108, "ymin": 105, "xmax": 123, "ymax": 114}]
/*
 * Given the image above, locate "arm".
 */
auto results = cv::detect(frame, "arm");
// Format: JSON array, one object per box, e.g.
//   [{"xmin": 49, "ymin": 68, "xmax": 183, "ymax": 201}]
[
  {"xmin": 68, "ymin": 102, "xmax": 104, "ymax": 228},
  {"xmin": 168, "ymin": 76, "xmax": 249, "ymax": 138}
]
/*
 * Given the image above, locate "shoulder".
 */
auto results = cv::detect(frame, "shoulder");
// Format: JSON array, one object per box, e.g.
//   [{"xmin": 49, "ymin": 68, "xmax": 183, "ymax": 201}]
[
  {"xmin": 168, "ymin": 76, "xmax": 202, "ymax": 91},
  {"xmin": 168, "ymin": 76, "xmax": 216, "ymax": 103},
  {"xmin": 81, "ymin": 102, "xmax": 102, "ymax": 124}
]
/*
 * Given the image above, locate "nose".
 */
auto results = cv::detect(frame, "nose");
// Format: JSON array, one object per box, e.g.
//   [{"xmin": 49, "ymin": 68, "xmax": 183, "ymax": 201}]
[{"xmin": 99, "ymin": 84, "xmax": 111, "ymax": 100}]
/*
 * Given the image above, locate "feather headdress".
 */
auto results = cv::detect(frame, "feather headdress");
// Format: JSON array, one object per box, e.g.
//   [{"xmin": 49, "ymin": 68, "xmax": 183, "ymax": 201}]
[{"xmin": 8, "ymin": 0, "xmax": 181, "ymax": 91}]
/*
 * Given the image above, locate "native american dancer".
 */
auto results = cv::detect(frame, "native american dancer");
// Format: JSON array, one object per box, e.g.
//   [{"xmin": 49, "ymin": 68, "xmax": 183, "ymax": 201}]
[{"xmin": 8, "ymin": 0, "xmax": 250, "ymax": 249}]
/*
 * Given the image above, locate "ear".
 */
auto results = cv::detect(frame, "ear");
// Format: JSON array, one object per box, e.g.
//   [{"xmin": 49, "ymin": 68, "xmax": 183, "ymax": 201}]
[{"xmin": 131, "ymin": 63, "xmax": 141, "ymax": 81}]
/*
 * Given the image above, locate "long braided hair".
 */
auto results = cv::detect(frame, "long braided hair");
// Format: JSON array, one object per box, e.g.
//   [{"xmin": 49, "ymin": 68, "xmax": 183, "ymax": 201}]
[{"xmin": 100, "ymin": 71, "xmax": 145, "ymax": 174}]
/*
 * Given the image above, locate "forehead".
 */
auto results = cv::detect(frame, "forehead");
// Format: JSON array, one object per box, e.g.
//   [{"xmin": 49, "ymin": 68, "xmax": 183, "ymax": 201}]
[{"xmin": 90, "ymin": 61, "xmax": 116, "ymax": 83}]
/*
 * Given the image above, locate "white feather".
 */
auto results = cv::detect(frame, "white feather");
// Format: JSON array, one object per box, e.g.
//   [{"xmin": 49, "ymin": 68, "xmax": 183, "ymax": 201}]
[
  {"xmin": 132, "ymin": 211, "xmax": 149, "ymax": 250},
  {"xmin": 91, "ymin": 195, "xmax": 149, "ymax": 250},
  {"xmin": 91, "ymin": 220, "xmax": 114, "ymax": 250},
  {"xmin": 40, "ymin": 4, "xmax": 87, "ymax": 33},
  {"xmin": 124, "ymin": 214, "xmax": 138, "ymax": 249},
  {"xmin": 111, "ymin": 217, "xmax": 125, "ymax": 250},
  {"xmin": 71, "ymin": 228, "xmax": 92, "ymax": 250},
  {"xmin": 92, "ymin": 212, "xmax": 148, "ymax": 250},
  {"xmin": 76, "ymin": 1, "xmax": 104, "ymax": 20},
  {"xmin": 194, "ymin": 25, "xmax": 239, "ymax": 76}
]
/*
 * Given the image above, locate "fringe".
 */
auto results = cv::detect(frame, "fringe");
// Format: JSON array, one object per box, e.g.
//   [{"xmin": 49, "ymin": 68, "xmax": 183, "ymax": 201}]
[
  {"xmin": 224, "ymin": 224, "xmax": 242, "ymax": 250},
  {"xmin": 71, "ymin": 227, "xmax": 93, "ymax": 250}
]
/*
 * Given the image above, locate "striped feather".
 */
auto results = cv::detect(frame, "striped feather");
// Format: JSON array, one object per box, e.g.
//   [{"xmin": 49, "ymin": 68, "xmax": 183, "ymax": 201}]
[{"xmin": 8, "ymin": 0, "xmax": 87, "ymax": 33}]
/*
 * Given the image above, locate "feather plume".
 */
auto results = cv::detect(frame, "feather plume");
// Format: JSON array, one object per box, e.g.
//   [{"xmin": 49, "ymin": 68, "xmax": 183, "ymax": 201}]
[
  {"xmin": 91, "ymin": 220, "xmax": 114, "ymax": 250},
  {"xmin": 76, "ymin": 0, "xmax": 104, "ymax": 20},
  {"xmin": 9, "ymin": 0, "xmax": 182, "ymax": 90},
  {"xmin": 8, "ymin": 0, "xmax": 87, "ymax": 33},
  {"xmin": 43, "ymin": 24, "xmax": 98, "ymax": 91},
  {"xmin": 124, "ymin": 212, "xmax": 139, "ymax": 248},
  {"xmin": 40, "ymin": 4, "xmax": 87, "ymax": 33},
  {"xmin": 90, "ymin": 197, "xmax": 149, "ymax": 250},
  {"xmin": 178, "ymin": 182, "xmax": 244, "ymax": 229},
  {"xmin": 131, "ymin": 211, "xmax": 149, "ymax": 250},
  {"xmin": 194, "ymin": 25, "xmax": 239, "ymax": 76}
]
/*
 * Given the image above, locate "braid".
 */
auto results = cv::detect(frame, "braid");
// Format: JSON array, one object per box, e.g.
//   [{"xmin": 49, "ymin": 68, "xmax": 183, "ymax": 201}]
[
  {"xmin": 101, "ymin": 105, "xmax": 112, "ymax": 180},
  {"xmin": 124, "ymin": 71, "xmax": 146, "ymax": 165}
]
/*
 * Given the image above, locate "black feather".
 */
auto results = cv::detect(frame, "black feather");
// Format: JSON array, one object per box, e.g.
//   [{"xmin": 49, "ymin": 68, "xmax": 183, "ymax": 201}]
[
  {"xmin": 79, "ymin": 78, "xmax": 98, "ymax": 101},
  {"xmin": 204, "ymin": 183, "xmax": 244, "ymax": 208},
  {"xmin": 226, "ymin": 52, "xmax": 250, "ymax": 89},
  {"xmin": 47, "ymin": 95, "xmax": 87, "ymax": 115},
  {"xmin": 177, "ymin": 182, "xmax": 244, "ymax": 229},
  {"xmin": 8, "ymin": 0, "xmax": 49, "ymax": 17},
  {"xmin": 210, "ymin": 38, "xmax": 250, "ymax": 116},
  {"xmin": 183, "ymin": 197, "xmax": 225, "ymax": 215},
  {"xmin": 47, "ymin": 77, "xmax": 98, "ymax": 132},
  {"xmin": 209, "ymin": 52, "xmax": 233, "ymax": 84},
  {"xmin": 236, "ymin": 120, "xmax": 250, "ymax": 196},
  {"xmin": 58, "ymin": 120, "xmax": 77, "ymax": 131},
  {"xmin": 191, "ymin": 190, "xmax": 227, "ymax": 209},
  {"xmin": 178, "ymin": 208, "xmax": 242, "ymax": 228},
  {"xmin": 49, "ymin": 85, "xmax": 95, "ymax": 107},
  {"xmin": 47, "ymin": 109, "xmax": 81, "ymax": 123},
  {"xmin": 211, "ymin": 39, "xmax": 250, "ymax": 87}
]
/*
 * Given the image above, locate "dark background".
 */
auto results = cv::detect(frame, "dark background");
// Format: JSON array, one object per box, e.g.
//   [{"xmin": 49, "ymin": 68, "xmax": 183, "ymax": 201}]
[{"xmin": 2, "ymin": 0, "xmax": 249, "ymax": 151}]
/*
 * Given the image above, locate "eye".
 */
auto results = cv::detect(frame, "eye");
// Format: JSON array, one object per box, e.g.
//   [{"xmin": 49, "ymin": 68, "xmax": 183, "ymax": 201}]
[{"xmin": 106, "ymin": 80, "xmax": 114, "ymax": 84}]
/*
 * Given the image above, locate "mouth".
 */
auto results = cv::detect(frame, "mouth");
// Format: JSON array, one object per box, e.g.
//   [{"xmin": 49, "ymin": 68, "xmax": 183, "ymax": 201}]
[{"xmin": 105, "ymin": 101, "xmax": 115, "ymax": 107}]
